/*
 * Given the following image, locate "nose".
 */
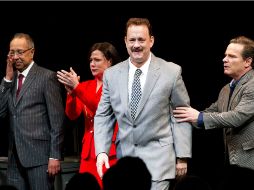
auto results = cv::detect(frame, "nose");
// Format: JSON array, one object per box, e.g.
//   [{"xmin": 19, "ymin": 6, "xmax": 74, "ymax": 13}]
[
  {"xmin": 222, "ymin": 56, "xmax": 227, "ymax": 63},
  {"xmin": 133, "ymin": 40, "xmax": 141, "ymax": 47},
  {"xmin": 13, "ymin": 53, "xmax": 20, "ymax": 59},
  {"xmin": 90, "ymin": 60, "xmax": 95, "ymax": 66}
]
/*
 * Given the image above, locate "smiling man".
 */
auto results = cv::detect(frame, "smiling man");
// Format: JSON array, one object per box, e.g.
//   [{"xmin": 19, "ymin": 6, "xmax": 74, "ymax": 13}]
[
  {"xmin": 0, "ymin": 33, "xmax": 65, "ymax": 190},
  {"xmin": 94, "ymin": 18, "xmax": 192, "ymax": 190}
]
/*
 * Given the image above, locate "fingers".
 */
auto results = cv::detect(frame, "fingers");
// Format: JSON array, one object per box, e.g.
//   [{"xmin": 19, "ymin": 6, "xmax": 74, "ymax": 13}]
[
  {"xmin": 96, "ymin": 153, "xmax": 109, "ymax": 178},
  {"xmin": 70, "ymin": 67, "xmax": 76, "ymax": 74},
  {"xmin": 57, "ymin": 70, "xmax": 70, "ymax": 84},
  {"xmin": 96, "ymin": 160, "xmax": 104, "ymax": 178},
  {"xmin": 47, "ymin": 168, "xmax": 60, "ymax": 176},
  {"xmin": 175, "ymin": 107, "xmax": 188, "ymax": 110},
  {"xmin": 105, "ymin": 160, "xmax": 110, "ymax": 169},
  {"xmin": 176, "ymin": 167, "xmax": 187, "ymax": 177},
  {"xmin": 5, "ymin": 55, "xmax": 15, "ymax": 80},
  {"xmin": 47, "ymin": 160, "xmax": 61, "ymax": 176},
  {"xmin": 173, "ymin": 111, "xmax": 188, "ymax": 119},
  {"xmin": 176, "ymin": 163, "xmax": 187, "ymax": 177},
  {"xmin": 173, "ymin": 107, "xmax": 189, "ymax": 113},
  {"xmin": 56, "ymin": 71, "xmax": 66, "ymax": 80},
  {"xmin": 173, "ymin": 107, "xmax": 189, "ymax": 120},
  {"xmin": 175, "ymin": 118, "xmax": 189, "ymax": 122},
  {"xmin": 48, "ymin": 166, "xmax": 60, "ymax": 176},
  {"xmin": 57, "ymin": 70, "xmax": 69, "ymax": 76}
]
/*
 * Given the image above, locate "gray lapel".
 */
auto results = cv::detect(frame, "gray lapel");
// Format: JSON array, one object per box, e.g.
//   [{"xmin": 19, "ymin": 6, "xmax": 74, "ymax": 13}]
[
  {"xmin": 15, "ymin": 63, "xmax": 37, "ymax": 106},
  {"xmin": 135, "ymin": 57, "xmax": 160, "ymax": 119},
  {"xmin": 118, "ymin": 61, "xmax": 132, "ymax": 120},
  {"xmin": 229, "ymin": 70, "xmax": 254, "ymax": 109},
  {"xmin": 221, "ymin": 86, "xmax": 230, "ymax": 111}
]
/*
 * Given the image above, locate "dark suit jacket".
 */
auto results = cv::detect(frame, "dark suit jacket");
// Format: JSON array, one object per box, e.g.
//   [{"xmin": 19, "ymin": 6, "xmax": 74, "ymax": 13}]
[{"xmin": 0, "ymin": 63, "xmax": 65, "ymax": 167}]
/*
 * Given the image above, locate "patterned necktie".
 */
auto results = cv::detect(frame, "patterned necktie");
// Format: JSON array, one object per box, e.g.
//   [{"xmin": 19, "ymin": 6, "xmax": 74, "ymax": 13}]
[
  {"xmin": 130, "ymin": 69, "xmax": 142, "ymax": 120},
  {"xmin": 16, "ymin": 74, "xmax": 24, "ymax": 98}
]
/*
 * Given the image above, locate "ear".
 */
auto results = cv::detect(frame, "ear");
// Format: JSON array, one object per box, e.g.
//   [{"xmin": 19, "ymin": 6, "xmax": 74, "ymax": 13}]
[
  {"xmin": 108, "ymin": 59, "xmax": 112, "ymax": 66},
  {"xmin": 30, "ymin": 48, "xmax": 35, "ymax": 57},
  {"xmin": 245, "ymin": 57, "xmax": 252, "ymax": 67},
  {"xmin": 124, "ymin": 36, "xmax": 127, "ymax": 45},
  {"xmin": 150, "ymin": 36, "xmax": 154, "ymax": 49}
]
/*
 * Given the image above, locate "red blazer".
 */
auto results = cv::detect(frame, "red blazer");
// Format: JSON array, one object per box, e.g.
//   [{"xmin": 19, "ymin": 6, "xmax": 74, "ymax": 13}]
[{"xmin": 65, "ymin": 79, "xmax": 118, "ymax": 161}]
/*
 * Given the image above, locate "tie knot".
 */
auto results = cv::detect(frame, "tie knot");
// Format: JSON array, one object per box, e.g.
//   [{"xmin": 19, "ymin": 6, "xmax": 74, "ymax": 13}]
[
  {"xmin": 230, "ymin": 80, "xmax": 237, "ymax": 90},
  {"xmin": 18, "ymin": 74, "xmax": 24, "ymax": 80},
  {"xmin": 135, "ymin": 69, "xmax": 142, "ymax": 77}
]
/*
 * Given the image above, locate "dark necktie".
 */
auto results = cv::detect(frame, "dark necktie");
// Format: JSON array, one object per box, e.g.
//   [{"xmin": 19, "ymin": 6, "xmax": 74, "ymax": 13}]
[
  {"xmin": 227, "ymin": 81, "xmax": 236, "ymax": 110},
  {"xmin": 130, "ymin": 69, "xmax": 142, "ymax": 120},
  {"xmin": 16, "ymin": 74, "xmax": 24, "ymax": 98},
  {"xmin": 229, "ymin": 81, "xmax": 236, "ymax": 100}
]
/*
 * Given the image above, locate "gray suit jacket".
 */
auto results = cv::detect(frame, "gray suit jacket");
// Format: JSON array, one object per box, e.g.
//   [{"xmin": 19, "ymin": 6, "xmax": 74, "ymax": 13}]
[
  {"xmin": 94, "ymin": 54, "xmax": 192, "ymax": 180},
  {"xmin": 203, "ymin": 69, "xmax": 254, "ymax": 170},
  {"xmin": 0, "ymin": 63, "xmax": 65, "ymax": 167}
]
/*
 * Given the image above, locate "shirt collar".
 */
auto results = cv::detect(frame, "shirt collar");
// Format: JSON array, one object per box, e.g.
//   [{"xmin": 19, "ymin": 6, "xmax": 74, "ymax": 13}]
[
  {"xmin": 128, "ymin": 53, "xmax": 151, "ymax": 74},
  {"xmin": 18, "ymin": 61, "xmax": 34, "ymax": 78}
]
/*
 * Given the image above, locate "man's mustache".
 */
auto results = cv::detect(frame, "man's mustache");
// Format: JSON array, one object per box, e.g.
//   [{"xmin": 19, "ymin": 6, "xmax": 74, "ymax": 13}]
[{"xmin": 131, "ymin": 47, "xmax": 143, "ymax": 52}]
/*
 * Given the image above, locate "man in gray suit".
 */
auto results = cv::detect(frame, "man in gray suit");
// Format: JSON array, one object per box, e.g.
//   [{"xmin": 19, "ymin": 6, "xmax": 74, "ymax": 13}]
[
  {"xmin": 0, "ymin": 33, "xmax": 65, "ymax": 190},
  {"xmin": 173, "ymin": 36, "xmax": 254, "ymax": 171},
  {"xmin": 94, "ymin": 18, "xmax": 192, "ymax": 190}
]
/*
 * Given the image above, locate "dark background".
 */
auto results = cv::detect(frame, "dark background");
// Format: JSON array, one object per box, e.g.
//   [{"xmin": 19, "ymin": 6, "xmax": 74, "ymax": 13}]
[{"xmin": 0, "ymin": 1, "xmax": 253, "ymax": 189}]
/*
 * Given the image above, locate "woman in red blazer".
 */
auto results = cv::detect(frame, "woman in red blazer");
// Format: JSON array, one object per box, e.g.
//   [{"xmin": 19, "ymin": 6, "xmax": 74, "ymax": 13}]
[{"xmin": 57, "ymin": 42, "xmax": 121, "ymax": 187}]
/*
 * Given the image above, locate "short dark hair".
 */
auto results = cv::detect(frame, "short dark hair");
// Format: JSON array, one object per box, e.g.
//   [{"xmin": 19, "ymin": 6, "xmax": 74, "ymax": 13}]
[
  {"xmin": 88, "ymin": 42, "xmax": 121, "ymax": 66},
  {"xmin": 230, "ymin": 36, "xmax": 254, "ymax": 67},
  {"xmin": 11, "ymin": 33, "xmax": 35, "ymax": 49},
  {"xmin": 125, "ymin": 18, "xmax": 153, "ymax": 37}
]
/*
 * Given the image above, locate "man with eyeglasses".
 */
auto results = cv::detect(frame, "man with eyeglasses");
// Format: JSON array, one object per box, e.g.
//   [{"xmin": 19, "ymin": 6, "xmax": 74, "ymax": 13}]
[{"xmin": 0, "ymin": 33, "xmax": 65, "ymax": 190}]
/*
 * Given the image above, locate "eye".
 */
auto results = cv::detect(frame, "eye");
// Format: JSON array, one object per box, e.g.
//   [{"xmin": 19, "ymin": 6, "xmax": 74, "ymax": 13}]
[
  {"xmin": 17, "ymin": 50, "xmax": 24, "ymax": 55},
  {"xmin": 8, "ymin": 51, "xmax": 15, "ymax": 56}
]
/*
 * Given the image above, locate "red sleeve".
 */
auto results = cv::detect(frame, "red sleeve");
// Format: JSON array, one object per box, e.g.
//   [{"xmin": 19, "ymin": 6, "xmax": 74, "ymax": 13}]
[
  {"xmin": 65, "ymin": 81, "xmax": 90, "ymax": 120},
  {"xmin": 72, "ymin": 80, "xmax": 99, "ymax": 114},
  {"xmin": 65, "ymin": 93, "xmax": 84, "ymax": 120}
]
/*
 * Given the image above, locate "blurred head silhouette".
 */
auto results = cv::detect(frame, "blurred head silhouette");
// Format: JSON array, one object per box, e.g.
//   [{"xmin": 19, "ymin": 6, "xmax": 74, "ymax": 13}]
[
  {"xmin": 103, "ymin": 156, "xmax": 151, "ymax": 190},
  {"xmin": 65, "ymin": 172, "xmax": 100, "ymax": 190}
]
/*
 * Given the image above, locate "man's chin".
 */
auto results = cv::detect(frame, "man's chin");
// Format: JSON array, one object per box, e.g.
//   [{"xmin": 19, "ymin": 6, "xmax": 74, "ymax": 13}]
[
  {"xmin": 14, "ymin": 65, "xmax": 23, "ymax": 71},
  {"xmin": 132, "ymin": 56, "xmax": 143, "ymax": 63},
  {"xmin": 224, "ymin": 70, "xmax": 229, "ymax": 75},
  {"xmin": 224, "ymin": 71, "xmax": 232, "ymax": 77}
]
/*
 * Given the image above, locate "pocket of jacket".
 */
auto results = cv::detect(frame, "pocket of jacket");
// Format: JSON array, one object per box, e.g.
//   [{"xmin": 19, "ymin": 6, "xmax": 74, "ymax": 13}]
[
  {"xmin": 242, "ymin": 139, "xmax": 254, "ymax": 151},
  {"xmin": 158, "ymin": 136, "xmax": 173, "ymax": 147}
]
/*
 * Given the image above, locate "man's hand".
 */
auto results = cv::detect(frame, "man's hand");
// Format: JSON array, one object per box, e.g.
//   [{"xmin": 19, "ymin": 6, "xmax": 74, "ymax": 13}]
[
  {"xmin": 47, "ymin": 159, "xmax": 61, "ymax": 176},
  {"xmin": 173, "ymin": 107, "xmax": 200, "ymax": 123},
  {"xmin": 6, "ymin": 55, "xmax": 14, "ymax": 81},
  {"xmin": 176, "ymin": 158, "xmax": 187, "ymax": 178},
  {"xmin": 96, "ymin": 153, "xmax": 109, "ymax": 178}
]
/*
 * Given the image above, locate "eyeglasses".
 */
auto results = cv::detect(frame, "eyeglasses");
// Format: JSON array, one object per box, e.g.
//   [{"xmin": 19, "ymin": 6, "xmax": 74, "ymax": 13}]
[{"xmin": 8, "ymin": 48, "xmax": 33, "ymax": 57}]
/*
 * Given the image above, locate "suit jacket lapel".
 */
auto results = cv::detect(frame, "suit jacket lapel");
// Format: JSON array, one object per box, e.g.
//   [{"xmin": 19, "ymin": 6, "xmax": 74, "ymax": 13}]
[
  {"xmin": 12, "ymin": 73, "xmax": 18, "ymax": 105},
  {"xmin": 221, "ymin": 87, "xmax": 229, "ymax": 111},
  {"xmin": 118, "ymin": 61, "xmax": 132, "ymax": 120},
  {"xmin": 135, "ymin": 56, "xmax": 160, "ymax": 119},
  {"xmin": 228, "ymin": 69, "xmax": 254, "ymax": 109},
  {"xmin": 15, "ymin": 63, "xmax": 37, "ymax": 106}
]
